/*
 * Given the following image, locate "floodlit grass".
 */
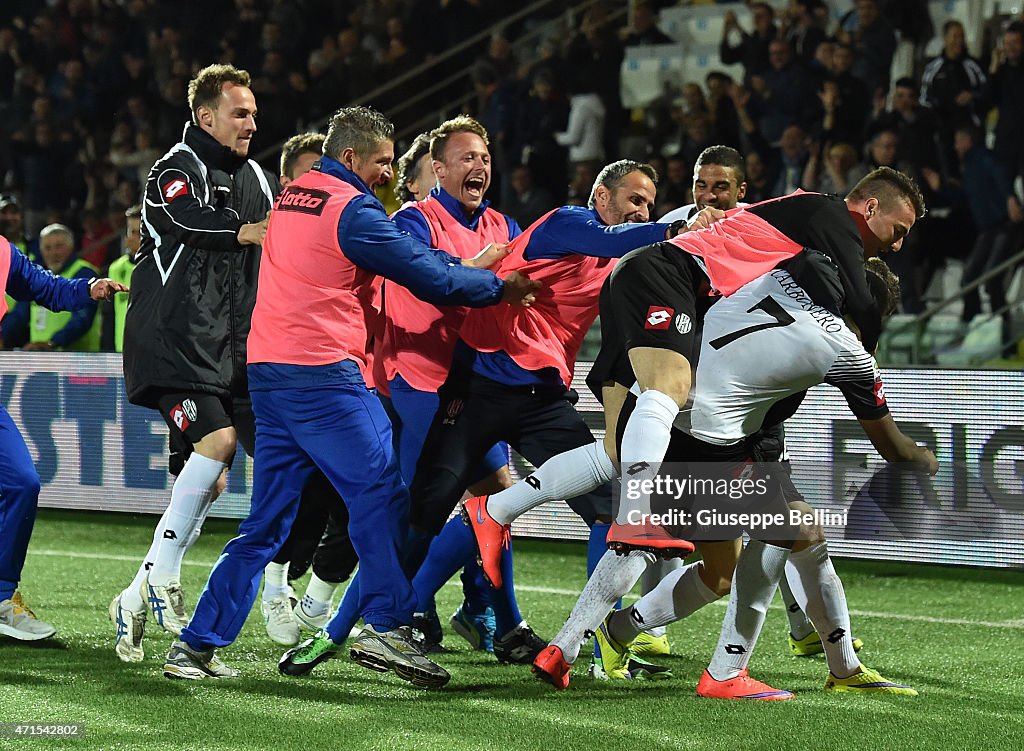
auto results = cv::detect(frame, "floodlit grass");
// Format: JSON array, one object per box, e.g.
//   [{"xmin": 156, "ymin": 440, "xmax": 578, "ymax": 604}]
[{"xmin": 2, "ymin": 510, "xmax": 1022, "ymax": 750}]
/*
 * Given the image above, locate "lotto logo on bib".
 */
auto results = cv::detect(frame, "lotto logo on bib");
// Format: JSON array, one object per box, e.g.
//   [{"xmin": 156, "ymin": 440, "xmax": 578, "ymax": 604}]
[
  {"xmin": 169, "ymin": 403, "xmax": 190, "ymax": 433},
  {"xmin": 275, "ymin": 186, "xmax": 329, "ymax": 215},
  {"xmin": 645, "ymin": 306, "xmax": 674, "ymax": 330}
]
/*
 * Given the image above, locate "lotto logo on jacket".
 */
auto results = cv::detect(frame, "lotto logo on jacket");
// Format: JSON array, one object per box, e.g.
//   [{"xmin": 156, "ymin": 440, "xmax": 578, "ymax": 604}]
[
  {"xmin": 162, "ymin": 177, "xmax": 189, "ymax": 202},
  {"xmin": 275, "ymin": 186, "xmax": 329, "ymax": 215}
]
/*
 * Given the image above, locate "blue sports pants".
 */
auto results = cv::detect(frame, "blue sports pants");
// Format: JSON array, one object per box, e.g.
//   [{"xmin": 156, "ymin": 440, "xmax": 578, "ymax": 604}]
[
  {"xmin": 0, "ymin": 406, "xmax": 42, "ymax": 602},
  {"xmin": 182, "ymin": 376, "xmax": 416, "ymax": 650}
]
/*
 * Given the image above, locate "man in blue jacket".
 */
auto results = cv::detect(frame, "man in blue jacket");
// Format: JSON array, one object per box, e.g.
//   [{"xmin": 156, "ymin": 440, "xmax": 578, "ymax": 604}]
[{"xmin": 0, "ymin": 236, "xmax": 126, "ymax": 640}]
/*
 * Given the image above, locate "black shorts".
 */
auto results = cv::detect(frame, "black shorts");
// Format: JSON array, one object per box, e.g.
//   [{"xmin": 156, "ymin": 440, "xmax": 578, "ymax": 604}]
[
  {"xmin": 750, "ymin": 421, "xmax": 805, "ymax": 504},
  {"xmin": 587, "ymin": 243, "xmax": 711, "ymax": 400},
  {"xmin": 616, "ymin": 392, "xmax": 797, "ymax": 542},
  {"xmin": 409, "ymin": 361, "xmax": 612, "ymax": 534},
  {"xmin": 156, "ymin": 391, "xmax": 256, "ymax": 475}
]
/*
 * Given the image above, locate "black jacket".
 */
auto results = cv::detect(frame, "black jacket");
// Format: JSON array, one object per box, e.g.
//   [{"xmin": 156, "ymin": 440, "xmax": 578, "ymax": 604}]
[{"xmin": 123, "ymin": 124, "xmax": 279, "ymax": 408}]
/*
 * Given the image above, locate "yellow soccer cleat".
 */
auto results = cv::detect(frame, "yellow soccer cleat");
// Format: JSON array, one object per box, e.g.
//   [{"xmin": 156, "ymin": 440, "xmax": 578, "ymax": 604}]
[
  {"xmin": 825, "ymin": 665, "xmax": 917, "ymax": 696},
  {"xmin": 630, "ymin": 631, "xmax": 671, "ymax": 657},
  {"xmin": 593, "ymin": 615, "xmax": 632, "ymax": 680},
  {"xmin": 789, "ymin": 630, "xmax": 864, "ymax": 657}
]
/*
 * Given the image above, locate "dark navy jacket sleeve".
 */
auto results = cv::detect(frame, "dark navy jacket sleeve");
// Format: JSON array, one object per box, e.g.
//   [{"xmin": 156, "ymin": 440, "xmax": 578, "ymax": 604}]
[
  {"xmin": 798, "ymin": 200, "xmax": 881, "ymax": 353},
  {"xmin": 5, "ymin": 245, "xmax": 92, "ymax": 310},
  {"xmin": 523, "ymin": 207, "xmax": 666, "ymax": 261},
  {"xmin": 337, "ymin": 195, "xmax": 504, "ymax": 307}
]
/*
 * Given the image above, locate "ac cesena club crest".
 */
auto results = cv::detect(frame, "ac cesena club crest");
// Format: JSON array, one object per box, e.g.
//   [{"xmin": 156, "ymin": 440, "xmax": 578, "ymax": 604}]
[
  {"xmin": 182, "ymin": 399, "xmax": 198, "ymax": 422},
  {"xmin": 675, "ymin": 312, "xmax": 692, "ymax": 334}
]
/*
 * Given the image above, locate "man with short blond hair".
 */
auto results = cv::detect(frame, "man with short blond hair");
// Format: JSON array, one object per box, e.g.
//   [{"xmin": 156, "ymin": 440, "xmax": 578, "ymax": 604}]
[{"xmin": 113, "ymin": 63, "xmax": 278, "ymax": 663}]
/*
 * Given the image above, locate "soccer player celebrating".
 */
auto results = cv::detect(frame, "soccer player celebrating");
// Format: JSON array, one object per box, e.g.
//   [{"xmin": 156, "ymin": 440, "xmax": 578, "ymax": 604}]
[
  {"xmin": 113, "ymin": 65, "xmax": 276, "ymax": 660},
  {"xmin": 544, "ymin": 258, "xmax": 930, "ymax": 698},
  {"xmin": 633, "ymin": 144, "xmax": 751, "ymax": 658},
  {"xmin": 646, "ymin": 146, "xmax": 856, "ymax": 660}
]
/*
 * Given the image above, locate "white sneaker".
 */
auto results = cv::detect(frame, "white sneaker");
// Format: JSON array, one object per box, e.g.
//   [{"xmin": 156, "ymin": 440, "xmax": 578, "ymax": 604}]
[
  {"xmin": 109, "ymin": 594, "xmax": 146, "ymax": 662},
  {"xmin": 262, "ymin": 595, "xmax": 300, "ymax": 646},
  {"xmin": 147, "ymin": 581, "xmax": 190, "ymax": 636},
  {"xmin": 293, "ymin": 599, "xmax": 330, "ymax": 633},
  {"xmin": 0, "ymin": 593, "xmax": 57, "ymax": 641}
]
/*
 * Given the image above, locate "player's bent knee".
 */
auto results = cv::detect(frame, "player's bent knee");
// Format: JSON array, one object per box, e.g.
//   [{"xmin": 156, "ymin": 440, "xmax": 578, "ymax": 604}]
[
  {"xmin": 494, "ymin": 465, "xmax": 514, "ymax": 490},
  {"xmin": 628, "ymin": 347, "xmax": 691, "ymax": 406},
  {"xmin": 468, "ymin": 467, "xmax": 513, "ymax": 496},
  {"xmin": 194, "ymin": 426, "xmax": 238, "ymax": 464}
]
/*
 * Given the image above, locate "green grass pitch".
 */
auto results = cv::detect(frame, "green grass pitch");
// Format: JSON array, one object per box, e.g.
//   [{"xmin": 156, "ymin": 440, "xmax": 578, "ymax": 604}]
[{"xmin": 1, "ymin": 510, "xmax": 1022, "ymax": 751}]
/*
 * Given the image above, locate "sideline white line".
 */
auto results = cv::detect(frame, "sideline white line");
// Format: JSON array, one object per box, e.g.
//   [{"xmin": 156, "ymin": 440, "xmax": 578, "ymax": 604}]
[{"xmin": 33, "ymin": 548, "xmax": 1024, "ymax": 630}]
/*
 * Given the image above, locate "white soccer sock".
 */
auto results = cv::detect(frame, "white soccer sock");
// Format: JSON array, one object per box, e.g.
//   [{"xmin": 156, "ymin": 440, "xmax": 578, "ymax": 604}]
[
  {"xmin": 148, "ymin": 453, "xmax": 226, "ymax": 586},
  {"xmin": 640, "ymin": 557, "xmax": 683, "ymax": 637},
  {"xmin": 616, "ymin": 389, "xmax": 678, "ymax": 524},
  {"xmin": 301, "ymin": 574, "xmax": 340, "ymax": 616},
  {"xmin": 184, "ymin": 469, "xmax": 223, "ymax": 554},
  {"xmin": 487, "ymin": 442, "xmax": 617, "ymax": 525},
  {"xmin": 263, "ymin": 561, "xmax": 290, "ymax": 601},
  {"xmin": 610, "ymin": 561, "xmax": 720, "ymax": 644},
  {"xmin": 779, "ymin": 562, "xmax": 814, "ymax": 640},
  {"xmin": 550, "ymin": 550, "xmax": 652, "ymax": 664},
  {"xmin": 786, "ymin": 543, "xmax": 860, "ymax": 678},
  {"xmin": 120, "ymin": 505, "xmax": 173, "ymax": 612},
  {"xmin": 707, "ymin": 540, "xmax": 789, "ymax": 681}
]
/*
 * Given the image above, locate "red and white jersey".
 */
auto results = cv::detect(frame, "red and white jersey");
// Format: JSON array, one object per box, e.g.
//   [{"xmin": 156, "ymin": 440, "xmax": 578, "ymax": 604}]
[{"xmin": 659, "ymin": 269, "xmax": 888, "ymax": 445}]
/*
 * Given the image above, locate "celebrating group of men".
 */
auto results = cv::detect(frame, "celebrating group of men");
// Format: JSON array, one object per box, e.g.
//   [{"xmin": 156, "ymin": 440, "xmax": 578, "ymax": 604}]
[{"xmin": 0, "ymin": 62, "xmax": 937, "ymax": 699}]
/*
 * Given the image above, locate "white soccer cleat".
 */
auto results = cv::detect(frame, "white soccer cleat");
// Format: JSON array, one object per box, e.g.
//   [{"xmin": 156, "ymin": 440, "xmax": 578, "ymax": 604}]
[
  {"xmin": 147, "ymin": 581, "xmax": 190, "ymax": 636},
  {"xmin": 109, "ymin": 594, "xmax": 146, "ymax": 662},
  {"xmin": 0, "ymin": 593, "xmax": 56, "ymax": 641},
  {"xmin": 263, "ymin": 595, "xmax": 300, "ymax": 646}
]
